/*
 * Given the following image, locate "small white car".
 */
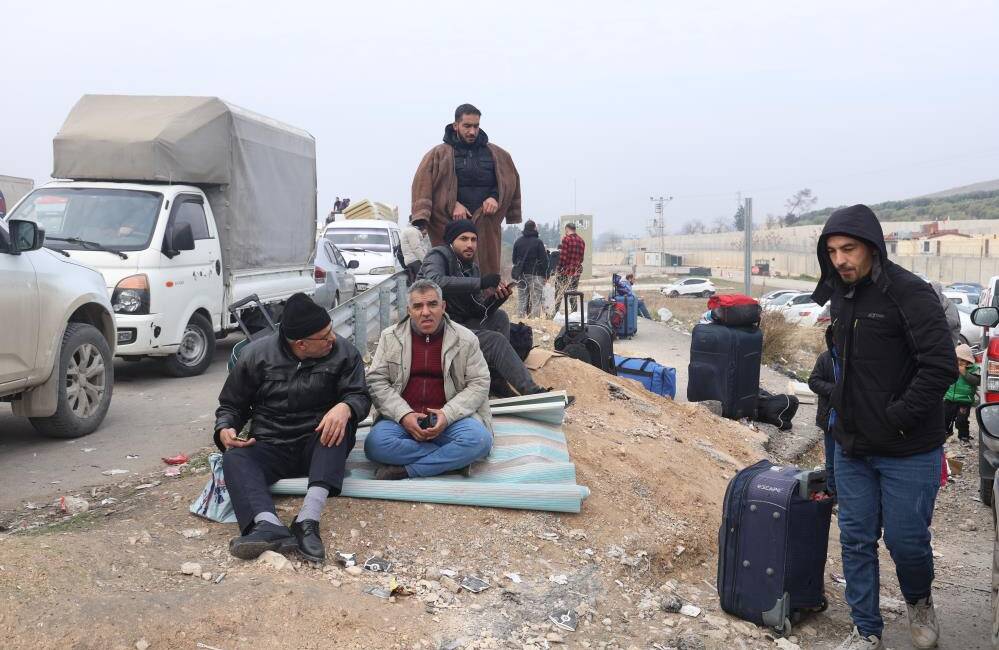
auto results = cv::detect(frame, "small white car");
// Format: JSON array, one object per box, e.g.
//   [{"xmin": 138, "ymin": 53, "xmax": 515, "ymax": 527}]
[
  {"xmin": 323, "ymin": 219, "xmax": 403, "ymax": 292},
  {"xmin": 944, "ymin": 290, "xmax": 975, "ymax": 306},
  {"xmin": 783, "ymin": 294, "xmax": 822, "ymax": 325},
  {"xmin": 957, "ymin": 304, "xmax": 983, "ymax": 348},
  {"xmin": 759, "ymin": 289, "xmax": 799, "ymax": 308},
  {"xmin": 762, "ymin": 291, "xmax": 806, "ymax": 313},
  {"xmin": 661, "ymin": 277, "xmax": 716, "ymax": 298}
]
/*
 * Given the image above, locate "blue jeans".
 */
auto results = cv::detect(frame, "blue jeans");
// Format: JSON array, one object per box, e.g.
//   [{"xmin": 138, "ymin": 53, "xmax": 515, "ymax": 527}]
[
  {"xmin": 636, "ymin": 298, "xmax": 653, "ymax": 319},
  {"xmin": 823, "ymin": 429, "xmax": 837, "ymax": 495},
  {"xmin": 364, "ymin": 417, "xmax": 492, "ymax": 478},
  {"xmin": 834, "ymin": 444, "xmax": 942, "ymax": 638}
]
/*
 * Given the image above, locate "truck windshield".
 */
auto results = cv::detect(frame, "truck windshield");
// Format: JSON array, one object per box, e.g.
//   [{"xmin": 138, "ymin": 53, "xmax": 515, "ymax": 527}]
[
  {"xmin": 325, "ymin": 228, "xmax": 390, "ymax": 252},
  {"xmin": 8, "ymin": 188, "xmax": 163, "ymax": 252}
]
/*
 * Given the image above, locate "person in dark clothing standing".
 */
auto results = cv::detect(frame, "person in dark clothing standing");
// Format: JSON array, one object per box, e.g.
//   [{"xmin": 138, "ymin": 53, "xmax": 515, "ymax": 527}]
[
  {"xmin": 808, "ymin": 349, "xmax": 837, "ymax": 495},
  {"xmin": 512, "ymin": 220, "xmax": 549, "ymax": 317},
  {"xmin": 411, "ymin": 104, "xmax": 523, "ymax": 277},
  {"xmin": 214, "ymin": 293, "xmax": 371, "ymax": 563},
  {"xmin": 812, "ymin": 205, "xmax": 957, "ymax": 650},
  {"xmin": 419, "ymin": 219, "xmax": 548, "ymax": 398}
]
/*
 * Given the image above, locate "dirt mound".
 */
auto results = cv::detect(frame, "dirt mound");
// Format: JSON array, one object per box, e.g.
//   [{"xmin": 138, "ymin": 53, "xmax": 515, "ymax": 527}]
[{"xmin": 0, "ymin": 358, "xmax": 769, "ymax": 649}]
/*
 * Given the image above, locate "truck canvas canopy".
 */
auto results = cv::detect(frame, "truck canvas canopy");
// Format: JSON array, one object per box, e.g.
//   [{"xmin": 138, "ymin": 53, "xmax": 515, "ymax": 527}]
[{"xmin": 52, "ymin": 94, "xmax": 317, "ymax": 279}]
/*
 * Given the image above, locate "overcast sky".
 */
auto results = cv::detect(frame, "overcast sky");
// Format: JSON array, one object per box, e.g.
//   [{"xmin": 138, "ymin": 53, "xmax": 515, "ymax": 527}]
[{"xmin": 3, "ymin": 0, "xmax": 998, "ymax": 235}]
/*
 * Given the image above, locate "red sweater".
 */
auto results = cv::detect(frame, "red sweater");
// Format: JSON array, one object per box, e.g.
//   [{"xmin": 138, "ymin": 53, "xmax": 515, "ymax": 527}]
[{"xmin": 401, "ymin": 329, "xmax": 446, "ymax": 416}]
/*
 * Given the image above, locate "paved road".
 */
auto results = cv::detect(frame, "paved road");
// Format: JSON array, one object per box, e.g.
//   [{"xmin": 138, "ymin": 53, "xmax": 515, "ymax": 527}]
[{"xmin": 0, "ymin": 338, "xmax": 239, "ymax": 510}]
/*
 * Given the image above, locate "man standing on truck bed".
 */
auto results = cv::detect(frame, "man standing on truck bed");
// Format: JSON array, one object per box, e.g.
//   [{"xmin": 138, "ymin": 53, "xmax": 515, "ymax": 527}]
[
  {"xmin": 411, "ymin": 103, "xmax": 522, "ymax": 277},
  {"xmin": 214, "ymin": 293, "xmax": 371, "ymax": 563},
  {"xmin": 812, "ymin": 205, "xmax": 957, "ymax": 650}
]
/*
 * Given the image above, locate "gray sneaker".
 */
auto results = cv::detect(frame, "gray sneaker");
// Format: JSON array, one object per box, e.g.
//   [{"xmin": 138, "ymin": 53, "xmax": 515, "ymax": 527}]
[
  {"xmin": 906, "ymin": 596, "xmax": 940, "ymax": 648},
  {"xmin": 836, "ymin": 627, "xmax": 885, "ymax": 650}
]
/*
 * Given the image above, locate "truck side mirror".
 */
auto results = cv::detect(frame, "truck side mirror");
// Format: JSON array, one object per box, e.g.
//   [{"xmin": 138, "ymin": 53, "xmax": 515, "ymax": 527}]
[
  {"xmin": 347, "ymin": 259, "xmax": 359, "ymax": 269},
  {"xmin": 8, "ymin": 219, "xmax": 45, "ymax": 254},
  {"xmin": 162, "ymin": 222, "xmax": 196, "ymax": 258},
  {"xmin": 971, "ymin": 306, "xmax": 999, "ymax": 328}
]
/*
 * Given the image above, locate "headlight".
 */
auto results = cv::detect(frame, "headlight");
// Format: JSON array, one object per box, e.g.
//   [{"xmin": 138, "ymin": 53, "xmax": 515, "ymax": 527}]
[
  {"xmin": 369, "ymin": 266, "xmax": 395, "ymax": 275},
  {"xmin": 112, "ymin": 274, "xmax": 150, "ymax": 314}
]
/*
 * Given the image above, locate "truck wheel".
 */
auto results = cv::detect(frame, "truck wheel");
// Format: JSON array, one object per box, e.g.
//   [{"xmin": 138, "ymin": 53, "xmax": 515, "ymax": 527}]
[
  {"xmin": 161, "ymin": 313, "xmax": 215, "ymax": 377},
  {"xmin": 30, "ymin": 323, "xmax": 114, "ymax": 439}
]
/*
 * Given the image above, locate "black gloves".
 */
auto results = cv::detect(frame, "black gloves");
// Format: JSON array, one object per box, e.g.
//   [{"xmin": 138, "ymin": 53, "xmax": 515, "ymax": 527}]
[{"xmin": 480, "ymin": 273, "xmax": 501, "ymax": 289}]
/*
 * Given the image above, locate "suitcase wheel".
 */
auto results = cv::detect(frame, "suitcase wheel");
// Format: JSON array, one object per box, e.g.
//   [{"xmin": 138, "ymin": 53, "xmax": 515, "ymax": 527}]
[{"xmin": 772, "ymin": 617, "xmax": 793, "ymax": 638}]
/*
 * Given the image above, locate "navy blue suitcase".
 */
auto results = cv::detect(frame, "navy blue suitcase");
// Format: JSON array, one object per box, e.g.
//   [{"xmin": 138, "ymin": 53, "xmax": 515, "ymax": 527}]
[
  {"xmin": 687, "ymin": 323, "xmax": 762, "ymax": 419},
  {"xmin": 717, "ymin": 460, "xmax": 833, "ymax": 635}
]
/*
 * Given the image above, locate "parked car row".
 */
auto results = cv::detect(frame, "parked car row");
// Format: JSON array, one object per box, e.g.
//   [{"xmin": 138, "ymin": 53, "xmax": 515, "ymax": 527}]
[{"xmin": 759, "ymin": 289, "xmax": 830, "ymax": 327}]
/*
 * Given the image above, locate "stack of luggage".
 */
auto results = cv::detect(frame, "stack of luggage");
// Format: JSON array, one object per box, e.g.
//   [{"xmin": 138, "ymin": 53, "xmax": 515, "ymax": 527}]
[
  {"xmin": 555, "ymin": 291, "xmax": 615, "ymax": 374},
  {"xmin": 687, "ymin": 294, "xmax": 763, "ymax": 420}
]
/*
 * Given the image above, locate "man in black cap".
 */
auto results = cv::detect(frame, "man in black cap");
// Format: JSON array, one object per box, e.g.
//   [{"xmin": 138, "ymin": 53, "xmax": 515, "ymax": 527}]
[
  {"xmin": 812, "ymin": 205, "xmax": 956, "ymax": 650},
  {"xmin": 419, "ymin": 219, "xmax": 548, "ymax": 397},
  {"xmin": 214, "ymin": 293, "xmax": 371, "ymax": 563}
]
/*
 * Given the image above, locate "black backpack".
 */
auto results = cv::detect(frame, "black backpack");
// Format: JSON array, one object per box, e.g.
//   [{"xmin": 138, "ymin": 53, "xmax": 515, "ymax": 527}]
[
  {"xmin": 755, "ymin": 389, "xmax": 799, "ymax": 430},
  {"xmin": 510, "ymin": 322, "xmax": 534, "ymax": 361}
]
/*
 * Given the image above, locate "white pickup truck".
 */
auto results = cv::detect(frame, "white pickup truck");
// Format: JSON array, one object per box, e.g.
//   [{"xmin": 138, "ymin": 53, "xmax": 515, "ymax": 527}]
[
  {"xmin": 0, "ymin": 217, "xmax": 116, "ymax": 437},
  {"xmin": 7, "ymin": 95, "xmax": 319, "ymax": 376}
]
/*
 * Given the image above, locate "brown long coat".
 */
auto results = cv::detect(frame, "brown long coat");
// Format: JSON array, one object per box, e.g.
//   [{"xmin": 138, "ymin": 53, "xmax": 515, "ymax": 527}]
[{"xmin": 411, "ymin": 141, "xmax": 522, "ymax": 277}]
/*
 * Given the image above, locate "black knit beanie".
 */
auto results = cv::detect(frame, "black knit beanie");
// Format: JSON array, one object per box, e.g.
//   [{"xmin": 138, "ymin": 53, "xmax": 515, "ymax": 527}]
[
  {"xmin": 444, "ymin": 219, "xmax": 477, "ymax": 244},
  {"xmin": 280, "ymin": 293, "xmax": 331, "ymax": 340}
]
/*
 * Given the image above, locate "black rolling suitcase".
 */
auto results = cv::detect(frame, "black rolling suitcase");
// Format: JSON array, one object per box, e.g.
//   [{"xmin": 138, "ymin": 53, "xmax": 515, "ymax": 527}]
[
  {"xmin": 718, "ymin": 460, "xmax": 833, "ymax": 636},
  {"xmin": 586, "ymin": 298, "xmax": 616, "ymax": 335},
  {"xmin": 687, "ymin": 322, "xmax": 762, "ymax": 419},
  {"xmin": 556, "ymin": 291, "xmax": 615, "ymax": 374}
]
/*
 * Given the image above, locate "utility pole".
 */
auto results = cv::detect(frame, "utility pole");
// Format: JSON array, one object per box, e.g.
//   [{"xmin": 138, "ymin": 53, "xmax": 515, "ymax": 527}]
[
  {"xmin": 649, "ymin": 195, "xmax": 673, "ymax": 268},
  {"xmin": 743, "ymin": 197, "xmax": 753, "ymax": 295}
]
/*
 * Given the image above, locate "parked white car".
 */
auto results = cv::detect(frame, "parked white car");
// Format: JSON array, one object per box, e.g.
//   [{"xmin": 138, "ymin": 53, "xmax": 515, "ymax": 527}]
[
  {"xmin": 1, "ymin": 217, "xmax": 116, "ymax": 438},
  {"xmin": 762, "ymin": 291, "xmax": 806, "ymax": 313},
  {"xmin": 944, "ymin": 290, "xmax": 975, "ymax": 306},
  {"xmin": 323, "ymin": 219, "xmax": 403, "ymax": 292},
  {"xmin": 957, "ymin": 304, "xmax": 983, "ymax": 348},
  {"xmin": 783, "ymin": 294, "xmax": 822, "ymax": 325},
  {"xmin": 661, "ymin": 277, "xmax": 715, "ymax": 298},
  {"xmin": 759, "ymin": 289, "xmax": 799, "ymax": 308}
]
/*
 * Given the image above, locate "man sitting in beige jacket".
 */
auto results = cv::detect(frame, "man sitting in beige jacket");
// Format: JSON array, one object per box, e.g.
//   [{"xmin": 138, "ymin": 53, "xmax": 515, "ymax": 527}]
[{"xmin": 364, "ymin": 279, "xmax": 492, "ymax": 480}]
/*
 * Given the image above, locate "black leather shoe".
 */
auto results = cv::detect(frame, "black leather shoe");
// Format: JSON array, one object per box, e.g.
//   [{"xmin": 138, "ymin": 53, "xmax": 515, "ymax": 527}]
[
  {"xmin": 229, "ymin": 521, "xmax": 297, "ymax": 560},
  {"xmin": 290, "ymin": 519, "xmax": 326, "ymax": 562}
]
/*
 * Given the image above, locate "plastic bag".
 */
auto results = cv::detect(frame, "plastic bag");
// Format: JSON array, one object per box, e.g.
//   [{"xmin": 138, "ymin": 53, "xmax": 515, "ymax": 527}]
[
  {"xmin": 542, "ymin": 284, "xmax": 556, "ymax": 312},
  {"xmin": 189, "ymin": 452, "xmax": 237, "ymax": 523}
]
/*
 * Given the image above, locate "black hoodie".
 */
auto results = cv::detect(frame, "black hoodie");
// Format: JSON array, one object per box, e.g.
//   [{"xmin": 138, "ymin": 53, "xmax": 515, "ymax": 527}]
[
  {"xmin": 512, "ymin": 227, "xmax": 549, "ymax": 277},
  {"xmin": 444, "ymin": 124, "xmax": 498, "ymax": 214},
  {"xmin": 812, "ymin": 204, "xmax": 957, "ymax": 457}
]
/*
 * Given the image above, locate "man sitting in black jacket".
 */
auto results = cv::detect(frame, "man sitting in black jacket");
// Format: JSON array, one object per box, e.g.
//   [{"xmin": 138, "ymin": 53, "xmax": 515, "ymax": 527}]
[
  {"xmin": 419, "ymin": 219, "xmax": 548, "ymax": 397},
  {"xmin": 812, "ymin": 205, "xmax": 957, "ymax": 650},
  {"xmin": 215, "ymin": 293, "xmax": 371, "ymax": 563}
]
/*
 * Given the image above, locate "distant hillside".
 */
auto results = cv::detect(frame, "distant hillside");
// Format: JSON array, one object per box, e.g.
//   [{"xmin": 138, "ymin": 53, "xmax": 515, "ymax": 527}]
[
  {"xmin": 799, "ymin": 186, "xmax": 999, "ymax": 224},
  {"xmin": 922, "ymin": 178, "xmax": 999, "ymax": 199}
]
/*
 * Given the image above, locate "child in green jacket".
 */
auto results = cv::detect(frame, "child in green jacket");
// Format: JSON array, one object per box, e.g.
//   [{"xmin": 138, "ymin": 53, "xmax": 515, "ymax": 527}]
[{"xmin": 944, "ymin": 343, "xmax": 980, "ymax": 445}]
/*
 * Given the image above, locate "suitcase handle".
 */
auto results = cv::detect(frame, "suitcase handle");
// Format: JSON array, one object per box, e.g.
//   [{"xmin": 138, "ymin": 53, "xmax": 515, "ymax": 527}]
[{"xmin": 564, "ymin": 290, "xmax": 585, "ymax": 331}]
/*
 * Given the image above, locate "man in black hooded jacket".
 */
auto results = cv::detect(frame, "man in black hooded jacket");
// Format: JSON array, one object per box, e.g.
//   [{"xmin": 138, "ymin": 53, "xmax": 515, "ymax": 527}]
[
  {"xmin": 512, "ymin": 220, "xmax": 549, "ymax": 317},
  {"xmin": 812, "ymin": 205, "xmax": 956, "ymax": 650}
]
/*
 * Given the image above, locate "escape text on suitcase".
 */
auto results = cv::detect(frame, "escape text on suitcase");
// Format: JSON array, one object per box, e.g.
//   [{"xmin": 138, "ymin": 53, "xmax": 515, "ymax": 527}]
[
  {"xmin": 613, "ymin": 355, "xmax": 676, "ymax": 398},
  {"xmin": 717, "ymin": 460, "xmax": 833, "ymax": 636},
  {"xmin": 555, "ymin": 291, "xmax": 615, "ymax": 374},
  {"xmin": 687, "ymin": 323, "xmax": 762, "ymax": 419}
]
